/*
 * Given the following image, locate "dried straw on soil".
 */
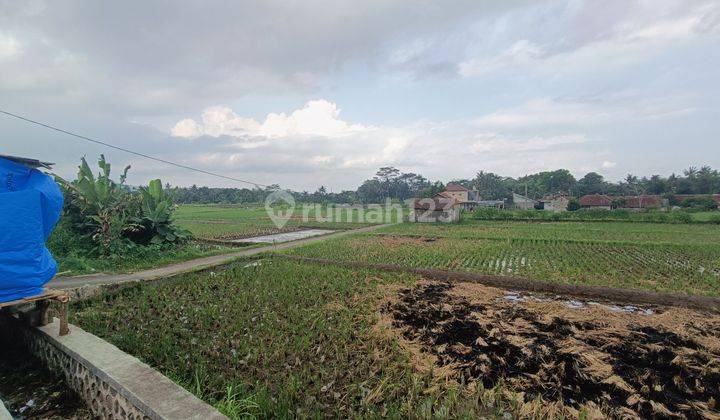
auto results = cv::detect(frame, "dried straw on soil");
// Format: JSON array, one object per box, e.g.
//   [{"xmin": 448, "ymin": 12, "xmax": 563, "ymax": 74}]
[{"xmin": 382, "ymin": 280, "xmax": 720, "ymax": 419}]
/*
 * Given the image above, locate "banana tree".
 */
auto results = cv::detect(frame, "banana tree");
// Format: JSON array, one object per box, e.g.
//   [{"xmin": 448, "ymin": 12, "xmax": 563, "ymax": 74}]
[
  {"xmin": 60, "ymin": 155, "xmax": 134, "ymax": 255},
  {"xmin": 138, "ymin": 179, "xmax": 190, "ymax": 244}
]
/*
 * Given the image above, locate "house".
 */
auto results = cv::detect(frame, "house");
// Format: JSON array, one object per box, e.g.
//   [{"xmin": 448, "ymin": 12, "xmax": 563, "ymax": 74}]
[
  {"xmin": 539, "ymin": 193, "xmax": 569, "ymax": 212},
  {"xmin": 512, "ymin": 192, "xmax": 537, "ymax": 210},
  {"xmin": 623, "ymin": 195, "xmax": 666, "ymax": 210},
  {"xmin": 410, "ymin": 197, "xmax": 460, "ymax": 222},
  {"xmin": 579, "ymin": 194, "xmax": 613, "ymax": 210},
  {"xmin": 441, "ymin": 183, "xmax": 482, "ymax": 211},
  {"xmin": 474, "ymin": 200, "xmax": 506, "ymax": 209},
  {"xmin": 442, "ymin": 183, "xmax": 480, "ymax": 203}
]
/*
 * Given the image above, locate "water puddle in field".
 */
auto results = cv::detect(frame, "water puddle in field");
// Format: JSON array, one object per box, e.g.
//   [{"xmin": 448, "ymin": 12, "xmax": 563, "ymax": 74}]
[
  {"xmin": 500, "ymin": 292, "xmax": 655, "ymax": 314},
  {"xmin": 231, "ymin": 228, "xmax": 335, "ymax": 244},
  {"xmin": 382, "ymin": 281, "xmax": 720, "ymax": 418}
]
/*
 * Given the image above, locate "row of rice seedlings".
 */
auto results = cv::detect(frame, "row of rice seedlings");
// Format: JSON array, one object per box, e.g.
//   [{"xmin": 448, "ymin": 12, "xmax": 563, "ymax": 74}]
[
  {"xmin": 377, "ymin": 220, "xmax": 720, "ymax": 245},
  {"xmin": 286, "ymin": 231, "xmax": 720, "ymax": 295}
]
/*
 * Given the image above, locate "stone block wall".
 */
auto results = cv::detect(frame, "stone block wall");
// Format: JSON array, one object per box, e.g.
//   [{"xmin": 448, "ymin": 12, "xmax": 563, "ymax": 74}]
[{"xmin": 0, "ymin": 314, "xmax": 226, "ymax": 420}]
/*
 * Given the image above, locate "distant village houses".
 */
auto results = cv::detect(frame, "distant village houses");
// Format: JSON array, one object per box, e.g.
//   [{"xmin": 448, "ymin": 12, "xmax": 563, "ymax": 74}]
[
  {"xmin": 538, "ymin": 193, "xmax": 570, "ymax": 212},
  {"xmin": 512, "ymin": 193, "xmax": 537, "ymax": 210},
  {"xmin": 438, "ymin": 183, "xmax": 503, "ymax": 211},
  {"xmin": 410, "ymin": 197, "xmax": 460, "ymax": 222},
  {"xmin": 579, "ymin": 194, "xmax": 613, "ymax": 210}
]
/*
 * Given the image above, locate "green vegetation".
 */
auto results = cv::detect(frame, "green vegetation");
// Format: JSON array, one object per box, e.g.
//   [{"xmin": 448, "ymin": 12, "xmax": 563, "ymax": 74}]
[
  {"xmin": 377, "ymin": 220, "xmax": 720, "ymax": 244},
  {"xmin": 472, "ymin": 207, "xmax": 719, "ymax": 224},
  {"xmin": 691, "ymin": 211, "xmax": 720, "ymax": 222},
  {"xmin": 679, "ymin": 196, "xmax": 719, "ymax": 211},
  {"xmin": 59, "ymin": 155, "xmax": 191, "ymax": 254},
  {"xmin": 175, "ymin": 204, "xmax": 405, "ymax": 239},
  {"xmin": 49, "ymin": 156, "xmax": 220, "ymax": 275},
  {"xmin": 169, "ymin": 165, "xmax": 720, "ymax": 205},
  {"xmin": 285, "ymin": 221, "xmax": 720, "ymax": 296},
  {"xmin": 48, "ymin": 226, "xmax": 230, "ymax": 275},
  {"xmin": 72, "ymin": 260, "xmax": 516, "ymax": 418},
  {"xmin": 71, "ymin": 218, "xmax": 720, "ymax": 417}
]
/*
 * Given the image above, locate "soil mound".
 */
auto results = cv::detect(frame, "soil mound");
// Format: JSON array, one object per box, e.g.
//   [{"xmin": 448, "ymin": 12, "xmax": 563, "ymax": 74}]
[{"xmin": 384, "ymin": 281, "xmax": 720, "ymax": 418}]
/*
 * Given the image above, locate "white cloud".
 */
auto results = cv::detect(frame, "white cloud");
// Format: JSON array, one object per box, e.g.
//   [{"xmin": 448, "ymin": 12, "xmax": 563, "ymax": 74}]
[
  {"xmin": 170, "ymin": 118, "xmax": 203, "ymax": 138},
  {"xmin": 472, "ymin": 96, "xmax": 695, "ymax": 129},
  {"xmin": 601, "ymin": 160, "xmax": 617, "ymax": 169},
  {"xmin": 0, "ymin": 32, "xmax": 20, "ymax": 59},
  {"xmin": 311, "ymin": 155, "xmax": 334, "ymax": 166},
  {"xmin": 459, "ymin": 39, "xmax": 543, "ymax": 76},
  {"xmin": 171, "ymin": 99, "xmax": 370, "ymax": 139},
  {"xmin": 458, "ymin": 2, "xmax": 720, "ymax": 77},
  {"xmin": 471, "ymin": 133, "xmax": 587, "ymax": 154}
]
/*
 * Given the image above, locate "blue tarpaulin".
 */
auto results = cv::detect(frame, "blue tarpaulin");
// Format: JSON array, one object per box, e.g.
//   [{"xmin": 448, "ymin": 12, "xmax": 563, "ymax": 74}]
[{"xmin": 0, "ymin": 156, "xmax": 63, "ymax": 303}]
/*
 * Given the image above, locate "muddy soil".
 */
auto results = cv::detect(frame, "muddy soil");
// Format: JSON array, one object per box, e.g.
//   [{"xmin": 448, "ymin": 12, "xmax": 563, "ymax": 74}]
[
  {"xmin": 0, "ymin": 346, "xmax": 91, "ymax": 419},
  {"xmin": 382, "ymin": 280, "xmax": 720, "ymax": 418}
]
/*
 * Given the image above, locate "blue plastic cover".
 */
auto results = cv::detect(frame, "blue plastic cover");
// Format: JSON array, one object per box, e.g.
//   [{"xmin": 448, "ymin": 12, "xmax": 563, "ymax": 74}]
[{"xmin": 0, "ymin": 156, "xmax": 63, "ymax": 303}]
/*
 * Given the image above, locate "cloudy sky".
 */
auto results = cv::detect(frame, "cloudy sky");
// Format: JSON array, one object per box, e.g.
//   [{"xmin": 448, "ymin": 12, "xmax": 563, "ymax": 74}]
[{"xmin": 1, "ymin": 0, "xmax": 719, "ymax": 191}]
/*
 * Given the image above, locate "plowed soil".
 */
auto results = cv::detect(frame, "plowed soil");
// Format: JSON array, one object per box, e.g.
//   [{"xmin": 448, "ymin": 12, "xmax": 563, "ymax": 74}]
[{"xmin": 382, "ymin": 280, "xmax": 720, "ymax": 418}]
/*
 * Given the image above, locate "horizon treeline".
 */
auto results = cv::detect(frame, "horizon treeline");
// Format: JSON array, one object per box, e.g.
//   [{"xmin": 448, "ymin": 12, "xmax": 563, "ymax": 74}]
[{"xmin": 168, "ymin": 165, "xmax": 720, "ymax": 205}]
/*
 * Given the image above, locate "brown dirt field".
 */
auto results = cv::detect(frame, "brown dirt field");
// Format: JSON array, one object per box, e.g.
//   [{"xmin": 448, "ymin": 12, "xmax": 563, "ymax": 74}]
[{"xmin": 381, "ymin": 279, "xmax": 720, "ymax": 419}]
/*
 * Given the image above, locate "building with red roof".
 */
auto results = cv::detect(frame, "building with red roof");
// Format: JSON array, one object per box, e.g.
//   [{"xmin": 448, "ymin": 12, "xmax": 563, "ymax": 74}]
[{"xmin": 579, "ymin": 194, "xmax": 613, "ymax": 209}]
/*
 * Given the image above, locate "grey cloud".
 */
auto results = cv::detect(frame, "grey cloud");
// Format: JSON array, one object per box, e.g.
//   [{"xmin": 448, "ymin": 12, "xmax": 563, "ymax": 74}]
[
  {"xmin": 2, "ymin": 0, "xmax": 719, "ymax": 191},
  {"xmin": 0, "ymin": 0, "xmax": 528, "ymax": 115}
]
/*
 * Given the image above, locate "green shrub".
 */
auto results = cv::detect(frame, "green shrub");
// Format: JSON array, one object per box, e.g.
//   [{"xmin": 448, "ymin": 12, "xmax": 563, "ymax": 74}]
[
  {"xmin": 680, "ymin": 197, "xmax": 718, "ymax": 211},
  {"xmin": 566, "ymin": 198, "xmax": 581, "ymax": 212},
  {"xmin": 58, "ymin": 155, "xmax": 191, "ymax": 256}
]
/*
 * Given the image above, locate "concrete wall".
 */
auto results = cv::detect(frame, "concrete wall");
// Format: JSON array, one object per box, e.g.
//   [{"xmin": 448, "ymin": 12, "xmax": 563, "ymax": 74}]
[
  {"xmin": 410, "ymin": 208, "xmax": 460, "ymax": 223},
  {"xmin": 0, "ymin": 315, "xmax": 226, "ymax": 420},
  {"xmin": 444, "ymin": 191, "xmax": 468, "ymax": 202}
]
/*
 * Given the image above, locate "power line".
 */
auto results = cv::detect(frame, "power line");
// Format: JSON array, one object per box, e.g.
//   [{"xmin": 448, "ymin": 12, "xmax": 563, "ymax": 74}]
[{"xmin": 0, "ymin": 109, "xmax": 272, "ymax": 188}]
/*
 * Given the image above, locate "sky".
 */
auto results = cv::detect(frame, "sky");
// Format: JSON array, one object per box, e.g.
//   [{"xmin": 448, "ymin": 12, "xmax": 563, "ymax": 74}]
[{"xmin": 1, "ymin": 0, "xmax": 719, "ymax": 191}]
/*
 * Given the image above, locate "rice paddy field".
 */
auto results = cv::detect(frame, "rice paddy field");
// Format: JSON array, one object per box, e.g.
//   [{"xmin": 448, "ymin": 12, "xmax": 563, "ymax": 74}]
[
  {"xmin": 71, "ymin": 218, "xmax": 720, "ymax": 418},
  {"xmin": 285, "ymin": 220, "xmax": 720, "ymax": 296},
  {"xmin": 175, "ymin": 204, "xmax": 405, "ymax": 239}
]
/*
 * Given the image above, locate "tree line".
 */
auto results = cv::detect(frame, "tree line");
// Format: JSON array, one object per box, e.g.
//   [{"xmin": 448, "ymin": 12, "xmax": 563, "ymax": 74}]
[{"xmin": 167, "ymin": 165, "xmax": 720, "ymax": 204}]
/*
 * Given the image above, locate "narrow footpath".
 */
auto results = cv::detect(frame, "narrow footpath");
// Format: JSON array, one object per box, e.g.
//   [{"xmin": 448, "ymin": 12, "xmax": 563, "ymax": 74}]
[{"xmin": 50, "ymin": 224, "xmax": 389, "ymax": 290}]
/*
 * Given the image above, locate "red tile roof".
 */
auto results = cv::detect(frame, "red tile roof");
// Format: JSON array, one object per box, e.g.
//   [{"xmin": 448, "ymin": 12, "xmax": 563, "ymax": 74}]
[
  {"xmin": 623, "ymin": 195, "xmax": 663, "ymax": 208},
  {"xmin": 445, "ymin": 183, "xmax": 469, "ymax": 192},
  {"xmin": 579, "ymin": 194, "xmax": 613, "ymax": 207}
]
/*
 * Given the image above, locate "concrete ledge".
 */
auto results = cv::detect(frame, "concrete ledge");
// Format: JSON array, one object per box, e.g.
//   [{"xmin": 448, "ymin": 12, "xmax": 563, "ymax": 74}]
[
  {"xmin": 0, "ymin": 399, "xmax": 11, "ymax": 420},
  {"xmin": 2, "ymin": 315, "xmax": 226, "ymax": 420}
]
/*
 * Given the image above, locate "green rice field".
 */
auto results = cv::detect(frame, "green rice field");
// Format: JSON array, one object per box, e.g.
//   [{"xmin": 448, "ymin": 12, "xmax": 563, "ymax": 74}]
[
  {"xmin": 175, "ymin": 204, "xmax": 405, "ymax": 239},
  {"xmin": 285, "ymin": 220, "xmax": 720, "ymax": 296},
  {"xmin": 71, "ymin": 218, "xmax": 720, "ymax": 418}
]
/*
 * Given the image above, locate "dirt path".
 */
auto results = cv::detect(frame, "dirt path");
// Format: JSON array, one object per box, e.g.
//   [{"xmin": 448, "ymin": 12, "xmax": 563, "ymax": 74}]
[
  {"xmin": 49, "ymin": 224, "xmax": 390, "ymax": 290},
  {"xmin": 278, "ymin": 255, "xmax": 720, "ymax": 311}
]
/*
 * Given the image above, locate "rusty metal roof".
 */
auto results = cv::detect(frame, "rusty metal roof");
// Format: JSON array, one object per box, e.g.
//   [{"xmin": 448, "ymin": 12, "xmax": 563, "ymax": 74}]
[{"xmin": 0, "ymin": 154, "xmax": 54, "ymax": 169}]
